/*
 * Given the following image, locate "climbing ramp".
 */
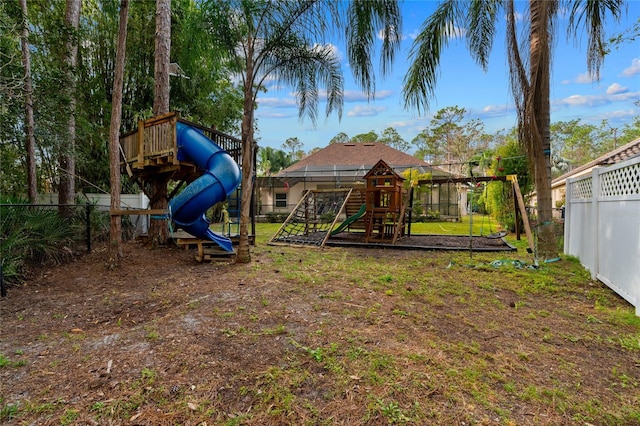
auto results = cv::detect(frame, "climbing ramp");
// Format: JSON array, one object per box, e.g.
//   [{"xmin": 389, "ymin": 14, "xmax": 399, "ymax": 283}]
[{"xmin": 268, "ymin": 188, "xmax": 353, "ymax": 247}]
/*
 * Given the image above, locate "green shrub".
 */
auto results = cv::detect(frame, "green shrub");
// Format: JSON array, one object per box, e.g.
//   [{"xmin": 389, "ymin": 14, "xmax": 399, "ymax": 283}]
[
  {"xmin": 265, "ymin": 212, "xmax": 288, "ymax": 223},
  {"xmin": 1, "ymin": 199, "xmax": 88, "ymax": 283}
]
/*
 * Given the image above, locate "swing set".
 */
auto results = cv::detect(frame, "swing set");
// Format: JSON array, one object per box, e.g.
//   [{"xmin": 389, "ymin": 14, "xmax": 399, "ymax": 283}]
[{"xmin": 415, "ymin": 174, "xmax": 534, "ymax": 253}]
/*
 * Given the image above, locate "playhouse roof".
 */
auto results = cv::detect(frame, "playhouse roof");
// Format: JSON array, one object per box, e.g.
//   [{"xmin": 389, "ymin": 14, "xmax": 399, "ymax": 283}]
[
  {"xmin": 275, "ymin": 143, "xmax": 443, "ymax": 179},
  {"xmin": 363, "ymin": 159, "xmax": 404, "ymax": 180}
]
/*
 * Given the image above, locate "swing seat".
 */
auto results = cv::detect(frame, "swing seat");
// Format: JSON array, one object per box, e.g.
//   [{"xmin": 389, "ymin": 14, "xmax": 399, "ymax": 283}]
[{"xmin": 487, "ymin": 230, "xmax": 507, "ymax": 239}]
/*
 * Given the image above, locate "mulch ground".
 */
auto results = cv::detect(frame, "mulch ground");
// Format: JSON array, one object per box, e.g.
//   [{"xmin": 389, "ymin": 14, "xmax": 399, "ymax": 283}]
[{"xmin": 328, "ymin": 232, "xmax": 515, "ymax": 251}]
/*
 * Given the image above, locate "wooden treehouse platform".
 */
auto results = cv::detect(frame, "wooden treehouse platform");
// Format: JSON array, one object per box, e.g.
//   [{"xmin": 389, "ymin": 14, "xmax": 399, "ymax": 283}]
[{"xmin": 119, "ymin": 111, "xmax": 242, "ymax": 182}]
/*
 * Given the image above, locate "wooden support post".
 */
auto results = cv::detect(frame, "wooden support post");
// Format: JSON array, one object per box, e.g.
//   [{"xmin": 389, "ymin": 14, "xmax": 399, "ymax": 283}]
[
  {"xmin": 393, "ymin": 187, "xmax": 411, "ymax": 244},
  {"xmin": 136, "ymin": 119, "xmax": 144, "ymax": 168},
  {"xmin": 507, "ymin": 175, "xmax": 534, "ymax": 252},
  {"xmin": 513, "ymin": 184, "xmax": 521, "ymax": 241}
]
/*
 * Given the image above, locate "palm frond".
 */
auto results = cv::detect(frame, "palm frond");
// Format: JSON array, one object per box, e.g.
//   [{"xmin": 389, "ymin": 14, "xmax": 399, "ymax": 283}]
[
  {"xmin": 344, "ymin": 0, "xmax": 401, "ymax": 98},
  {"xmin": 466, "ymin": 0, "xmax": 500, "ymax": 70},
  {"xmin": 567, "ymin": 0, "xmax": 624, "ymax": 80},
  {"xmin": 262, "ymin": 39, "xmax": 343, "ymax": 125},
  {"xmin": 403, "ymin": 0, "xmax": 463, "ymax": 114}
]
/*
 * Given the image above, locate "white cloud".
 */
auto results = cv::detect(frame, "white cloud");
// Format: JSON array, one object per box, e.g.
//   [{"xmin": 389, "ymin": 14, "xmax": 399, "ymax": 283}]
[
  {"xmin": 342, "ymin": 89, "xmax": 393, "ymax": 102},
  {"xmin": 553, "ymin": 90, "xmax": 640, "ymax": 107},
  {"xmin": 343, "ymin": 91, "xmax": 371, "ymax": 102},
  {"xmin": 574, "ymin": 72, "xmax": 596, "ymax": 84},
  {"xmin": 258, "ymin": 87, "xmax": 394, "ymax": 109},
  {"xmin": 387, "ymin": 120, "xmax": 415, "ymax": 129},
  {"xmin": 598, "ymin": 109, "xmax": 639, "ymax": 120},
  {"xmin": 606, "ymin": 83, "xmax": 628, "ymax": 95},
  {"xmin": 577, "ymin": 108, "xmax": 640, "ymax": 127},
  {"xmin": 372, "ymin": 90, "xmax": 394, "ymax": 100},
  {"xmin": 471, "ymin": 104, "xmax": 515, "ymax": 119},
  {"xmin": 621, "ymin": 58, "xmax": 640, "ymax": 77},
  {"xmin": 483, "ymin": 104, "xmax": 508, "ymax": 114},
  {"xmin": 257, "ymin": 97, "xmax": 297, "ymax": 108},
  {"xmin": 255, "ymin": 111, "xmax": 294, "ymax": 119},
  {"xmin": 560, "ymin": 72, "xmax": 595, "ymax": 85},
  {"xmin": 347, "ymin": 105, "xmax": 387, "ymax": 117},
  {"xmin": 557, "ymin": 94, "xmax": 599, "ymax": 106}
]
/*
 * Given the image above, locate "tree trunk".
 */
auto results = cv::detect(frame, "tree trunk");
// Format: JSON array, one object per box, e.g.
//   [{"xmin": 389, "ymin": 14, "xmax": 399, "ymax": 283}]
[
  {"xmin": 236, "ymin": 116, "xmax": 254, "ymax": 263},
  {"xmin": 58, "ymin": 0, "xmax": 81, "ymax": 214},
  {"xmin": 108, "ymin": 0, "xmax": 129, "ymax": 263},
  {"xmin": 148, "ymin": 0, "xmax": 171, "ymax": 246},
  {"xmin": 147, "ymin": 175, "xmax": 171, "ymax": 247},
  {"xmin": 18, "ymin": 0, "xmax": 37, "ymax": 203},
  {"xmin": 153, "ymin": 0, "xmax": 171, "ymax": 116},
  {"xmin": 236, "ymin": 67, "xmax": 255, "ymax": 263},
  {"xmin": 529, "ymin": 0, "xmax": 557, "ymax": 260}
]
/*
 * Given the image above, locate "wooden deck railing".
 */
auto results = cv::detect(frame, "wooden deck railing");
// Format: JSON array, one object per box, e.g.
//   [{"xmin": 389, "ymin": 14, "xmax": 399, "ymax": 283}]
[{"xmin": 119, "ymin": 112, "xmax": 242, "ymax": 170}]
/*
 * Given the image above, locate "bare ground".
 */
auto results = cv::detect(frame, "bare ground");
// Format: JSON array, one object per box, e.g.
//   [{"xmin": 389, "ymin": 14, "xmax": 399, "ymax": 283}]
[{"xmin": 1, "ymin": 239, "xmax": 639, "ymax": 425}]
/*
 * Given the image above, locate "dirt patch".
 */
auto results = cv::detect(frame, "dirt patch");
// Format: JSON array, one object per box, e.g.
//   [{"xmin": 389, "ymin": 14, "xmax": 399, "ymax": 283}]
[{"xmin": 1, "ymin": 240, "xmax": 639, "ymax": 425}]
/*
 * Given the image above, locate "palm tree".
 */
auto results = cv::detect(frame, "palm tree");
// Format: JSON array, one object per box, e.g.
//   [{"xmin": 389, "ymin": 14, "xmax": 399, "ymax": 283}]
[
  {"xmin": 202, "ymin": 0, "xmax": 401, "ymax": 263},
  {"xmin": 403, "ymin": 0, "xmax": 624, "ymax": 260}
]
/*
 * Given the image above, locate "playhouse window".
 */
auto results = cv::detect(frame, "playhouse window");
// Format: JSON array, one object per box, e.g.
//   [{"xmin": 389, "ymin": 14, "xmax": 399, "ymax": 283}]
[{"xmin": 275, "ymin": 193, "xmax": 287, "ymax": 208}]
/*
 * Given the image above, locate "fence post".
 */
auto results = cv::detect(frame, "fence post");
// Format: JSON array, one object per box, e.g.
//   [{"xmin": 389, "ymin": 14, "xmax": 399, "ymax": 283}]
[
  {"xmin": 564, "ymin": 178, "xmax": 572, "ymax": 255},
  {"xmin": 590, "ymin": 168, "xmax": 601, "ymax": 281},
  {"xmin": 86, "ymin": 202, "xmax": 92, "ymax": 253}
]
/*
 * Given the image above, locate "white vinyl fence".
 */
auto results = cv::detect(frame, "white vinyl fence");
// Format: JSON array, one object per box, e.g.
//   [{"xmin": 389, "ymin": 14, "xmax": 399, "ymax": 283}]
[
  {"xmin": 564, "ymin": 155, "xmax": 640, "ymax": 315},
  {"xmin": 38, "ymin": 193, "xmax": 150, "ymax": 236}
]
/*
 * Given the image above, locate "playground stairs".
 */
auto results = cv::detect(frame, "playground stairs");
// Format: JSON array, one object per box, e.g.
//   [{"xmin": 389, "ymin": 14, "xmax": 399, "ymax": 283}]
[
  {"xmin": 171, "ymin": 230, "xmax": 237, "ymax": 262},
  {"xmin": 344, "ymin": 189, "xmax": 367, "ymax": 231}
]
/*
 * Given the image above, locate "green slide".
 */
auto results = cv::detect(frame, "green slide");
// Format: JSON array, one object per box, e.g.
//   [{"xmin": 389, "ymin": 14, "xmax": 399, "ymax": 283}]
[{"xmin": 331, "ymin": 204, "xmax": 367, "ymax": 236}]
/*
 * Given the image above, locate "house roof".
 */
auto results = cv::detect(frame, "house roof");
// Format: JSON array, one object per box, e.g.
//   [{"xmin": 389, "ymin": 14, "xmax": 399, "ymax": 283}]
[
  {"xmin": 275, "ymin": 143, "xmax": 448, "ymax": 179},
  {"xmin": 552, "ymin": 137, "xmax": 640, "ymax": 187}
]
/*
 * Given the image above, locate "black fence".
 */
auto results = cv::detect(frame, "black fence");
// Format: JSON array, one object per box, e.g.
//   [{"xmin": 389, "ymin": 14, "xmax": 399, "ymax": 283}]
[{"xmin": 0, "ymin": 203, "xmax": 113, "ymax": 297}]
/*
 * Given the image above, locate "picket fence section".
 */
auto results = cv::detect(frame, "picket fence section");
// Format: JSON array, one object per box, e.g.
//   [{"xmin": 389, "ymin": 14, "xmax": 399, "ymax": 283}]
[{"xmin": 564, "ymin": 155, "xmax": 640, "ymax": 315}]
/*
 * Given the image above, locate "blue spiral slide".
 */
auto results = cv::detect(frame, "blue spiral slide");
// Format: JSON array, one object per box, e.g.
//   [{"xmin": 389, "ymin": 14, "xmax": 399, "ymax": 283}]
[{"xmin": 168, "ymin": 122, "xmax": 241, "ymax": 252}]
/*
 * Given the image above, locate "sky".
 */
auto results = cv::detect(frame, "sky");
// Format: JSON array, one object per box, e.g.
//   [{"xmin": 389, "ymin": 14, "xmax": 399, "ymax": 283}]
[{"xmin": 253, "ymin": 0, "xmax": 640, "ymax": 154}]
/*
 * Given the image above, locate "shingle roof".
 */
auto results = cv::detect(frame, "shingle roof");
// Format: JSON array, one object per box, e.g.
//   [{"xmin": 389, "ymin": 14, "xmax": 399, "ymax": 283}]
[{"xmin": 275, "ymin": 143, "xmax": 447, "ymax": 178}]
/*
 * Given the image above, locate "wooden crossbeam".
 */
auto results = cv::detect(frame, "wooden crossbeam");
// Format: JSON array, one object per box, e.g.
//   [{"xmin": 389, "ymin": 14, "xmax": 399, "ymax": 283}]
[{"xmin": 416, "ymin": 175, "xmax": 508, "ymax": 185}]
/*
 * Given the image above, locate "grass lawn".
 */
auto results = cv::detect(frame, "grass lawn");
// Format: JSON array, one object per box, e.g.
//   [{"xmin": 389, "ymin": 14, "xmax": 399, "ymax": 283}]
[{"xmin": 0, "ymin": 220, "xmax": 638, "ymax": 425}]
